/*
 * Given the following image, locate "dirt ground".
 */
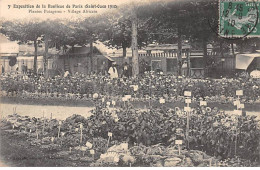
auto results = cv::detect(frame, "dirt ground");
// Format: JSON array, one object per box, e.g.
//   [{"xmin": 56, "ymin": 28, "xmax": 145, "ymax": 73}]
[{"xmin": 0, "ymin": 130, "xmax": 91, "ymax": 167}]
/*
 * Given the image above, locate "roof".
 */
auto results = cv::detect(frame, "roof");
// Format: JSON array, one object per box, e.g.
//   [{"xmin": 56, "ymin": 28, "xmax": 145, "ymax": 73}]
[
  {"xmin": 19, "ymin": 44, "xmax": 58, "ymax": 56},
  {"xmin": 145, "ymin": 44, "xmax": 191, "ymax": 51},
  {"xmin": 0, "ymin": 34, "xmax": 19, "ymax": 55},
  {"xmin": 236, "ymin": 53, "xmax": 260, "ymax": 70}
]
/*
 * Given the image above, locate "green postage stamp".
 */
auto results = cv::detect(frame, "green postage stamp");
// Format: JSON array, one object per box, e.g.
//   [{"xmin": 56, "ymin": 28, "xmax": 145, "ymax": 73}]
[{"xmin": 219, "ymin": 0, "xmax": 260, "ymax": 38}]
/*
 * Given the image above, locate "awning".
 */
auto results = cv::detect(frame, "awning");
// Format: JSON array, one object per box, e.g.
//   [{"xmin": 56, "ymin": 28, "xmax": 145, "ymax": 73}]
[
  {"xmin": 236, "ymin": 53, "xmax": 260, "ymax": 70},
  {"xmin": 104, "ymin": 55, "xmax": 115, "ymax": 62}
]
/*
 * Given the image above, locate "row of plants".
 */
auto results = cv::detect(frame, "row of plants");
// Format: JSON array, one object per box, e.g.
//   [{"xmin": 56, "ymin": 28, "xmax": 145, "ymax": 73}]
[
  {"xmin": 1, "ymin": 72, "xmax": 260, "ymax": 102},
  {"xmin": 1, "ymin": 103, "xmax": 259, "ymax": 165}
]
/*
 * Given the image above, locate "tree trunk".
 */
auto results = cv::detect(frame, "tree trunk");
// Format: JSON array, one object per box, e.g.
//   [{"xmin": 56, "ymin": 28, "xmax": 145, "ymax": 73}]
[
  {"xmin": 33, "ymin": 39, "xmax": 38, "ymax": 74},
  {"xmin": 202, "ymin": 38, "xmax": 207, "ymax": 77},
  {"xmin": 90, "ymin": 38, "xmax": 93, "ymax": 73},
  {"xmin": 202, "ymin": 38, "xmax": 207, "ymax": 67},
  {"xmin": 177, "ymin": 27, "xmax": 182, "ymax": 76},
  {"xmin": 131, "ymin": 9, "xmax": 139, "ymax": 77},
  {"xmin": 122, "ymin": 42, "xmax": 127, "ymax": 57},
  {"xmin": 44, "ymin": 34, "xmax": 49, "ymax": 77}
]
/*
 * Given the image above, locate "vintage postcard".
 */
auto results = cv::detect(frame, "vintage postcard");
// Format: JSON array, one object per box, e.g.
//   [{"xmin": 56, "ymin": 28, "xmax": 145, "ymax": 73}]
[{"xmin": 0, "ymin": 0, "xmax": 260, "ymax": 167}]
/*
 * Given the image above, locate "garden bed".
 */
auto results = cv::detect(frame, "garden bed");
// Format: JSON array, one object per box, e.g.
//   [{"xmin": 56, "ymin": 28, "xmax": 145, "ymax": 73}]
[{"xmin": 1, "ymin": 103, "xmax": 259, "ymax": 167}]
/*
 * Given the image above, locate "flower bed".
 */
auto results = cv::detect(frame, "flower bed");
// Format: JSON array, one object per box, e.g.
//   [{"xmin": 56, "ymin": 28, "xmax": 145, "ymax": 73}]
[
  {"xmin": 1, "ymin": 103, "xmax": 259, "ymax": 166},
  {"xmin": 1, "ymin": 72, "xmax": 260, "ymax": 104}
]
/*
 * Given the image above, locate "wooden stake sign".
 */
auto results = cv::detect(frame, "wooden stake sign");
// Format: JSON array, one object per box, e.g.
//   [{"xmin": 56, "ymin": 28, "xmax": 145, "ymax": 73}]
[
  {"xmin": 238, "ymin": 103, "xmax": 244, "ymax": 109},
  {"xmin": 107, "ymin": 132, "xmax": 113, "ymax": 148},
  {"xmin": 236, "ymin": 90, "xmax": 243, "ymax": 96},
  {"xmin": 112, "ymin": 100, "xmax": 116, "ymax": 107},
  {"xmin": 86, "ymin": 142, "xmax": 93, "ymax": 149},
  {"xmin": 234, "ymin": 110, "xmax": 242, "ymax": 116},
  {"xmin": 185, "ymin": 98, "xmax": 191, "ymax": 104},
  {"xmin": 184, "ymin": 91, "xmax": 191, "ymax": 97},
  {"xmin": 125, "ymin": 95, "xmax": 131, "ymax": 100},
  {"xmin": 36, "ymin": 127, "xmax": 39, "ymax": 139},
  {"xmin": 200, "ymin": 101, "xmax": 207, "ymax": 106},
  {"xmin": 234, "ymin": 100, "xmax": 240, "ymax": 106},
  {"xmin": 58, "ymin": 121, "xmax": 61, "ymax": 138},
  {"xmin": 80, "ymin": 123, "xmax": 83, "ymax": 144},
  {"xmin": 90, "ymin": 149, "xmax": 95, "ymax": 160},
  {"xmin": 51, "ymin": 137, "xmax": 55, "ymax": 143},
  {"xmin": 184, "ymin": 107, "xmax": 191, "ymax": 112},
  {"xmin": 133, "ymin": 85, "xmax": 138, "ymax": 91},
  {"xmin": 159, "ymin": 98, "xmax": 165, "ymax": 104},
  {"xmin": 175, "ymin": 140, "xmax": 183, "ymax": 155}
]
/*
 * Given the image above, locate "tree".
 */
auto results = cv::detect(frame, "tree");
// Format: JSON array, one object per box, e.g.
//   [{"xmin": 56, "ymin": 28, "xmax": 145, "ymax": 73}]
[{"xmin": 1, "ymin": 20, "xmax": 45, "ymax": 74}]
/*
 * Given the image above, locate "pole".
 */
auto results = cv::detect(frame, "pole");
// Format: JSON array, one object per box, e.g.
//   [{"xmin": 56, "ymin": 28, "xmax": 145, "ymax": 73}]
[
  {"xmin": 80, "ymin": 124, "xmax": 83, "ymax": 144},
  {"xmin": 131, "ymin": 7, "xmax": 139, "ymax": 77},
  {"xmin": 107, "ymin": 136, "xmax": 111, "ymax": 149},
  {"xmin": 178, "ymin": 144, "xmax": 181, "ymax": 155}
]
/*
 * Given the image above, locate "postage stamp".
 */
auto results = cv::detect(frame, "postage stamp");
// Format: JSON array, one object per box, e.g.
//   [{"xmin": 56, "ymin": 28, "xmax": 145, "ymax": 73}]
[{"xmin": 219, "ymin": 0, "xmax": 260, "ymax": 38}]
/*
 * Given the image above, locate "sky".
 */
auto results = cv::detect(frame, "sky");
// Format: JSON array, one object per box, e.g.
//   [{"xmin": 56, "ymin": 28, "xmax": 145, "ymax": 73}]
[{"xmin": 0, "ymin": 0, "xmax": 158, "ymax": 21}]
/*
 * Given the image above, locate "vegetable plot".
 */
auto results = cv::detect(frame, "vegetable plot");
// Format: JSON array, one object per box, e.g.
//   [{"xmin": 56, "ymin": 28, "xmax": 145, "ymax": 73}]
[{"xmin": 0, "ymin": 104, "xmax": 259, "ymax": 166}]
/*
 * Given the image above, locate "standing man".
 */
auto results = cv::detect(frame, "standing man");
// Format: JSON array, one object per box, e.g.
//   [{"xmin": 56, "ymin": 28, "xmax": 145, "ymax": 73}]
[
  {"xmin": 182, "ymin": 60, "xmax": 188, "ymax": 77},
  {"xmin": 108, "ymin": 62, "xmax": 118, "ymax": 79},
  {"xmin": 123, "ymin": 62, "xmax": 129, "ymax": 78}
]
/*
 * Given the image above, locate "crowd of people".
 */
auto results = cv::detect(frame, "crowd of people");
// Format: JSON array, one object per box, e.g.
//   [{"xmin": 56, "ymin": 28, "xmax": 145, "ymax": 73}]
[{"xmin": 1, "ymin": 70, "xmax": 260, "ymax": 103}]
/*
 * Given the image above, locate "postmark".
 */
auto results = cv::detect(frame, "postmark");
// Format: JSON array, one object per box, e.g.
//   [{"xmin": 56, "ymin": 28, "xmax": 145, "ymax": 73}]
[{"xmin": 219, "ymin": 0, "xmax": 260, "ymax": 38}]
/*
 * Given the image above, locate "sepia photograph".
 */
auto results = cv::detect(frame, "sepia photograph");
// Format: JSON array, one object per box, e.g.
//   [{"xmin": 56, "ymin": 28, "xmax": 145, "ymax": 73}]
[{"xmin": 0, "ymin": 0, "xmax": 260, "ymax": 167}]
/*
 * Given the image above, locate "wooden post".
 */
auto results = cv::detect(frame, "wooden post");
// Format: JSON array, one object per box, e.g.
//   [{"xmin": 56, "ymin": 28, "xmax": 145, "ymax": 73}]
[
  {"xmin": 58, "ymin": 121, "xmax": 61, "ymax": 138},
  {"xmin": 178, "ymin": 144, "xmax": 181, "ymax": 155},
  {"xmin": 107, "ymin": 136, "xmax": 111, "ymax": 149},
  {"xmin": 131, "ymin": 7, "xmax": 139, "ymax": 77},
  {"xmin": 36, "ymin": 128, "xmax": 39, "ymax": 139},
  {"xmin": 80, "ymin": 123, "xmax": 83, "ymax": 144}
]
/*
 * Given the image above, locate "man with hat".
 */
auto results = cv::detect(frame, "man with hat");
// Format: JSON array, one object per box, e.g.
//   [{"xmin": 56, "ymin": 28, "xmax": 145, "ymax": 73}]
[{"xmin": 108, "ymin": 61, "xmax": 118, "ymax": 79}]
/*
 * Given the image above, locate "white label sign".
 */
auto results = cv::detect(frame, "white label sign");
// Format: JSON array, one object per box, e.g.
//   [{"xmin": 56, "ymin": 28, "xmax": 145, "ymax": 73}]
[
  {"xmin": 184, "ymin": 107, "xmax": 191, "ymax": 112},
  {"xmin": 133, "ymin": 85, "xmax": 138, "ymax": 91},
  {"xmin": 236, "ymin": 90, "xmax": 243, "ymax": 96},
  {"xmin": 86, "ymin": 142, "xmax": 93, "ymax": 148},
  {"xmin": 234, "ymin": 110, "xmax": 242, "ymax": 115},
  {"xmin": 184, "ymin": 91, "xmax": 191, "ymax": 97},
  {"xmin": 125, "ymin": 95, "xmax": 131, "ymax": 99},
  {"xmin": 90, "ymin": 149, "xmax": 95, "ymax": 155},
  {"xmin": 159, "ymin": 98, "xmax": 165, "ymax": 104},
  {"xmin": 175, "ymin": 140, "xmax": 183, "ymax": 145},
  {"xmin": 239, "ymin": 104, "xmax": 245, "ymax": 109},
  {"xmin": 200, "ymin": 101, "xmax": 207, "ymax": 106},
  {"xmin": 185, "ymin": 99, "xmax": 191, "ymax": 104},
  {"xmin": 108, "ymin": 132, "xmax": 113, "ymax": 137},
  {"xmin": 112, "ymin": 100, "xmax": 116, "ymax": 106},
  {"xmin": 234, "ymin": 100, "xmax": 240, "ymax": 106}
]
